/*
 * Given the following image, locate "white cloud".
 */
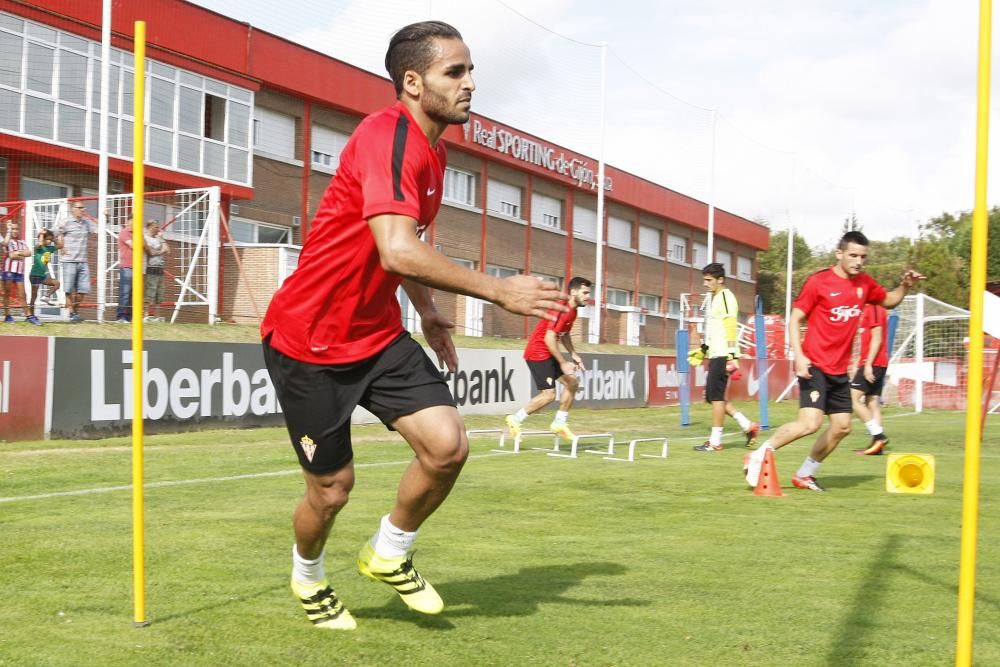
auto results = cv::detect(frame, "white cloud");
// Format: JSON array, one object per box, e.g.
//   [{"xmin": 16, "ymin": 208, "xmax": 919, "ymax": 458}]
[{"xmin": 191, "ymin": 0, "xmax": 1000, "ymax": 250}]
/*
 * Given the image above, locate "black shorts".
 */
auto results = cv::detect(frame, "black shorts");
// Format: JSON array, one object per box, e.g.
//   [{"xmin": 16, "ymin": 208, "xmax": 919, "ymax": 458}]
[
  {"xmin": 850, "ymin": 366, "xmax": 887, "ymax": 397},
  {"xmin": 29, "ymin": 274, "xmax": 46, "ymax": 286},
  {"xmin": 705, "ymin": 357, "xmax": 730, "ymax": 403},
  {"xmin": 263, "ymin": 332, "xmax": 456, "ymax": 474},
  {"xmin": 526, "ymin": 357, "xmax": 563, "ymax": 392},
  {"xmin": 798, "ymin": 366, "xmax": 852, "ymax": 414}
]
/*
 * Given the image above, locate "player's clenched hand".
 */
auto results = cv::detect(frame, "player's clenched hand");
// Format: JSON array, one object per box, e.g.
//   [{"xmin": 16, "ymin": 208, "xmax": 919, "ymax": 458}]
[
  {"xmin": 794, "ymin": 355, "xmax": 812, "ymax": 379},
  {"xmin": 901, "ymin": 269, "xmax": 925, "ymax": 288},
  {"xmin": 420, "ymin": 311, "xmax": 458, "ymax": 372},
  {"xmin": 495, "ymin": 276, "xmax": 569, "ymax": 320}
]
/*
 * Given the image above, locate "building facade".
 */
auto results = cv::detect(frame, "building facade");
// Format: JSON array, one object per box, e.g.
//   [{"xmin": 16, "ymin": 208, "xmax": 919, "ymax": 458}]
[{"xmin": 0, "ymin": 0, "xmax": 769, "ymax": 343}]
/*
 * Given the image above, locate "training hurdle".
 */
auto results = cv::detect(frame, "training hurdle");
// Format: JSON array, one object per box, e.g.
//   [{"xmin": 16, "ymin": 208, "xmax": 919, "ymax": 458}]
[
  {"xmin": 547, "ymin": 433, "xmax": 615, "ymax": 459},
  {"xmin": 488, "ymin": 429, "xmax": 557, "ymax": 454},
  {"xmin": 604, "ymin": 437, "xmax": 669, "ymax": 462}
]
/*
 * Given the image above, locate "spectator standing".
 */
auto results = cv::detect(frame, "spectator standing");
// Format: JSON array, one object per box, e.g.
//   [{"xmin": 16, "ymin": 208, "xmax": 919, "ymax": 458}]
[
  {"xmin": 27, "ymin": 228, "xmax": 61, "ymax": 325},
  {"xmin": 143, "ymin": 219, "xmax": 169, "ymax": 322},
  {"xmin": 56, "ymin": 202, "xmax": 97, "ymax": 323},
  {"xmin": 2, "ymin": 221, "xmax": 31, "ymax": 323},
  {"xmin": 116, "ymin": 217, "xmax": 135, "ymax": 323}
]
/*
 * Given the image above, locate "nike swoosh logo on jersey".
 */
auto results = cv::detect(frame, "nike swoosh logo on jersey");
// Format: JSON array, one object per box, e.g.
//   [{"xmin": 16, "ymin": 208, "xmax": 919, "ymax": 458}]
[
  {"xmin": 830, "ymin": 292, "xmax": 841, "ymax": 296},
  {"xmin": 426, "ymin": 188, "xmax": 436, "ymax": 196}
]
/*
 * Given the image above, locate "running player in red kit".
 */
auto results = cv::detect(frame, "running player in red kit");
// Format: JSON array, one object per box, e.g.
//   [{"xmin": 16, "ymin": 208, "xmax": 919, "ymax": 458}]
[
  {"xmin": 261, "ymin": 21, "xmax": 567, "ymax": 630},
  {"xmin": 506, "ymin": 277, "xmax": 592, "ymax": 439},
  {"xmin": 743, "ymin": 231, "xmax": 923, "ymax": 492},
  {"xmin": 850, "ymin": 304, "xmax": 891, "ymax": 454}
]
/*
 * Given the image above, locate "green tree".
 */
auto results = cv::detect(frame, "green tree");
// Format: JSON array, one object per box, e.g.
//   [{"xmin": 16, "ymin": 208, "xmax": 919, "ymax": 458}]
[{"xmin": 755, "ymin": 229, "xmax": 812, "ymax": 314}]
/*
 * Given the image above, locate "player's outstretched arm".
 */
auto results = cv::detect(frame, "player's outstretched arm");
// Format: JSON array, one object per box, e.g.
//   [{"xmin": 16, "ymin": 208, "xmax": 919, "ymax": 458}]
[
  {"xmin": 369, "ymin": 214, "xmax": 569, "ymax": 319},
  {"xmin": 881, "ymin": 269, "xmax": 925, "ymax": 308}
]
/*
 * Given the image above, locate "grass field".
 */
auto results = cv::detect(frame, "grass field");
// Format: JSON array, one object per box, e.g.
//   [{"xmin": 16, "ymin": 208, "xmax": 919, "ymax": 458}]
[{"xmin": 2, "ymin": 403, "xmax": 998, "ymax": 666}]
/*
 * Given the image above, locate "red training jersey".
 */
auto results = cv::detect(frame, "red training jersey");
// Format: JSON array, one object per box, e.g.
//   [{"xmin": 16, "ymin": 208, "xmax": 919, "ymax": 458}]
[
  {"xmin": 856, "ymin": 304, "xmax": 889, "ymax": 368},
  {"xmin": 793, "ymin": 268, "xmax": 887, "ymax": 375},
  {"xmin": 524, "ymin": 304, "xmax": 578, "ymax": 361},
  {"xmin": 262, "ymin": 102, "xmax": 446, "ymax": 364}
]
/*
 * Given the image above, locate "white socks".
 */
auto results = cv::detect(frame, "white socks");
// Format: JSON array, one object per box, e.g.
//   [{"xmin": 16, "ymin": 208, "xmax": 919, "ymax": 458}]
[
  {"xmin": 865, "ymin": 419, "xmax": 884, "ymax": 437},
  {"xmin": 512, "ymin": 408, "xmax": 528, "ymax": 423},
  {"xmin": 709, "ymin": 427, "xmax": 724, "ymax": 447},
  {"xmin": 292, "ymin": 545, "xmax": 326, "ymax": 584},
  {"xmin": 554, "ymin": 410, "xmax": 569, "ymax": 423},
  {"xmin": 371, "ymin": 514, "xmax": 417, "ymax": 559},
  {"xmin": 733, "ymin": 411, "xmax": 752, "ymax": 431},
  {"xmin": 797, "ymin": 457, "xmax": 822, "ymax": 479}
]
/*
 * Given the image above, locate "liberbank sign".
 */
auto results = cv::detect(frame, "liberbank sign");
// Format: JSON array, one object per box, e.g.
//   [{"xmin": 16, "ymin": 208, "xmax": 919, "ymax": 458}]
[{"xmin": 466, "ymin": 120, "xmax": 613, "ymax": 192}]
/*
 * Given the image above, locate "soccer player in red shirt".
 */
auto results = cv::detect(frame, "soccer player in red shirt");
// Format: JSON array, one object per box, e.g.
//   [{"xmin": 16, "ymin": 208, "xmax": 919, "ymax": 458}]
[
  {"xmin": 261, "ymin": 21, "xmax": 568, "ymax": 630},
  {"xmin": 744, "ymin": 231, "xmax": 923, "ymax": 492},
  {"xmin": 850, "ymin": 304, "xmax": 891, "ymax": 455},
  {"xmin": 506, "ymin": 277, "xmax": 592, "ymax": 439}
]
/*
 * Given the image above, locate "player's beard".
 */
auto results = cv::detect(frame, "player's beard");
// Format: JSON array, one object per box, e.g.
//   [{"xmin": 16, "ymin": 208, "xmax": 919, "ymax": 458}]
[{"xmin": 422, "ymin": 85, "xmax": 470, "ymax": 125}]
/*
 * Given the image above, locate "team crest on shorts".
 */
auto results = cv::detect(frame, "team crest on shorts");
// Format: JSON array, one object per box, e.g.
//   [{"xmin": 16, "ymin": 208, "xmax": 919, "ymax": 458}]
[
  {"xmin": 810, "ymin": 390, "xmax": 820, "ymax": 403},
  {"xmin": 300, "ymin": 435, "xmax": 316, "ymax": 462}
]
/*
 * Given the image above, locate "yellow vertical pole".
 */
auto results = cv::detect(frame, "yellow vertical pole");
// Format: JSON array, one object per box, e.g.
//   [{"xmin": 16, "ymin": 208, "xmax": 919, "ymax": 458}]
[
  {"xmin": 956, "ymin": 0, "xmax": 991, "ymax": 663},
  {"xmin": 131, "ymin": 20, "xmax": 149, "ymax": 628}
]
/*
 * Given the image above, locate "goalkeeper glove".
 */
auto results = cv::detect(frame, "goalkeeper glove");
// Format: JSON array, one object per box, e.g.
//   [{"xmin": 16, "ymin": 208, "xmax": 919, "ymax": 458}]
[
  {"xmin": 687, "ymin": 344, "xmax": 709, "ymax": 366},
  {"xmin": 725, "ymin": 353, "xmax": 742, "ymax": 380}
]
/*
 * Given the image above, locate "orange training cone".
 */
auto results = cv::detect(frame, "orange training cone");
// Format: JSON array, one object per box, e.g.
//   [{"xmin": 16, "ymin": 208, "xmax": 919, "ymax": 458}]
[{"xmin": 753, "ymin": 448, "xmax": 785, "ymax": 497}]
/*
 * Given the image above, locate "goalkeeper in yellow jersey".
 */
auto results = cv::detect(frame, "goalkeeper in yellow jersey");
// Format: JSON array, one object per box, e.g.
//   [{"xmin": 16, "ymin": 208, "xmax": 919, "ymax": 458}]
[{"xmin": 692, "ymin": 262, "xmax": 759, "ymax": 451}]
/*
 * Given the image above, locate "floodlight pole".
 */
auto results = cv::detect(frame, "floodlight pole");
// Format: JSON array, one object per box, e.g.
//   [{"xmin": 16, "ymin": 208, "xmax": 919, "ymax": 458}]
[
  {"xmin": 96, "ymin": 0, "xmax": 112, "ymax": 323},
  {"xmin": 707, "ymin": 108, "xmax": 717, "ymax": 263},
  {"xmin": 590, "ymin": 42, "xmax": 608, "ymax": 344}
]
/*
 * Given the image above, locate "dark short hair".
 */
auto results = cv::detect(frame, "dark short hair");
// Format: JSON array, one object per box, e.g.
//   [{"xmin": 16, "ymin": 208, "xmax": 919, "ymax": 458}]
[
  {"xmin": 385, "ymin": 21, "xmax": 463, "ymax": 96},
  {"xmin": 702, "ymin": 262, "xmax": 726, "ymax": 280},
  {"xmin": 838, "ymin": 230, "xmax": 869, "ymax": 250},
  {"xmin": 568, "ymin": 276, "xmax": 592, "ymax": 290}
]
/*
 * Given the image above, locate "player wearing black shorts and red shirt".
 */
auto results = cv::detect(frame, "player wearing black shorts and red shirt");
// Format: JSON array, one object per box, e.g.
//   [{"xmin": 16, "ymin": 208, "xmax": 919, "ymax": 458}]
[
  {"xmin": 505, "ymin": 277, "xmax": 592, "ymax": 440},
  {"xmin": 850, "ymin": 304, "xmax": 891, "ymax": 455},
  {"xmin": 744, "ymin": 231, "xmax": 923, "ymax": 492},
  {"xmin": 262, "ymin": 21, "xmax": 567, "ymax": 631}
]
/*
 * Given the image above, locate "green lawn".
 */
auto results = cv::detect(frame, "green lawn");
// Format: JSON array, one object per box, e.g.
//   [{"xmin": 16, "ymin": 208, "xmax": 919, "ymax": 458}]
[{"xmin": 1, "ymin": 403, "xmax": 998, "ymax": 666}]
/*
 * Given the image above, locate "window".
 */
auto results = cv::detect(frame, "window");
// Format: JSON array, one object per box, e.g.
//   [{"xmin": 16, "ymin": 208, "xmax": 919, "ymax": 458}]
[
  {"xmin": 253, "ymin": 107, "xmax": 297, "ymax": 160},
  {"xmin": 531, "ymin": 192, "xmax": 562, "ymax": 230},
  {"xmin": 639, "ymin": 225, "xmax": 662, "ymax": 256},
  {"xmin": 229, "ymin": 217, "xmax": 291, "ymax": 244},
  {"xmin": 606, "ymin": 287, "xmax": 632, "ymax": 307},
  {"xmin": 573, "ymin": 205, "xmax": 597, "ymax": 240},
  {"xmin": 311, "ymin": 124, "xmax": 349, "ymax": 171},
  {"xmin": 715, "ymin": 249, "xmax": 732, "ymax": 274},
  {"xmin": 638, "ymin": 293, "xmax": 661, "ymax": 314},
  {"xmin": 668, "ymin": 234, "xmax": 687, "ymax": 263},
  {"xmin": 737, "ymin": 256, "xmax": 753, "ymax": 281},
  {"xmin": 608, "ymin": 215, "xmax": 632, "ymax": 249},
  {"xmin": 0, "ymin": 11, "xmax": 254, "ymax": 184},
  {"xmin": 450, "ymin": 257, "xmax": 475, "ymax": 270},
  {"xmin": 692, "ymin": 242, "xmax": 707, "ymax": 268},
  {"xmin": 486, "ymin": 179, "xmax": 522, "ymax": 219},
  {"xmin": 486, "ymin": 264, "xmax": 519, "ymax": 278},
  {"xmin": 443, "ymin": 167, "xmax": 475, "ymax": 206},
  {"xmin": 667, "ymin": 298, "xmax": 681, "ymax": 318},
  {"xmin": 203, "ymin": 93, "xmax": 226, "ymax": 140}
]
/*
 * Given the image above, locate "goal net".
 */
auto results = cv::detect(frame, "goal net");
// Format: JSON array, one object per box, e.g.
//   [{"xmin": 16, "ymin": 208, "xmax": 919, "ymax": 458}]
[
  {"xmin": 885, "ymin": 293, "xmax": 970, "ymax": 412},
  {"xmin": 4, "ymin": 186, "xmax": 220, "ymax": 324}
]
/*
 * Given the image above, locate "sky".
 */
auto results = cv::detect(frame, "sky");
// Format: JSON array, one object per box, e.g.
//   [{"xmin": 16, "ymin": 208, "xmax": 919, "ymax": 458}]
[{"xmin": 190, "ymin": 0, "xmax": 993, "ymax": 249}]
